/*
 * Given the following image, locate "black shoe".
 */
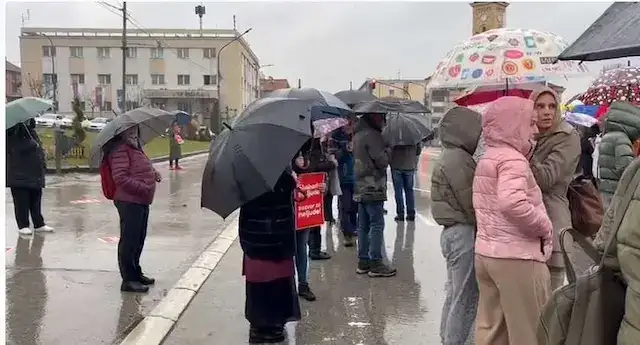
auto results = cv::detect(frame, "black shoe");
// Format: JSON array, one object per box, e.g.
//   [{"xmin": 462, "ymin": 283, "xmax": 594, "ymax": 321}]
[
  {"xmin": 309, "ymin": 251, "xmax": 331, "ymax": 260},
  {"xmin": 406, "ymin": 215, "xmax": 415, "ymax": 221},
  {"xmin": 140, "ymin": 275, "xmax": 155, "ymax": 285},
  {"xmin": 343, "ymin": 234, "xmax": 355, "ymax": 247},
  {"xmin": 298, "ymin": 283, "xmax": 317, "ymax": 301},
  {"xmin": 249, "ymin": 326, "xmax": 286, "ymax": 344},
  {"xmin": 121, "ymin": 281, "xmax": 150, "ymax": 293},
  {"xmin": 368, "ymin": 261, "xmax": 397, "ymax": 278},
  {"xmin": 356, "ymin": 259, "xmax": 370, "ymax": 274},
  {"xmin": 395, "ymin": 215, "xmax": 405, "ymax": 222}
]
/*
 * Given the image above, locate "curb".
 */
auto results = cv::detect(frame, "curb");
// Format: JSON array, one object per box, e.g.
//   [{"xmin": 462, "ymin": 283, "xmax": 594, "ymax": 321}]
[
  {"xmin": 119, "ymin": 217, "xmax": 239, "ymax": 345},
  {"xmin": 45, "ymin": 150, "xmax": 210, "ymax": 174}
]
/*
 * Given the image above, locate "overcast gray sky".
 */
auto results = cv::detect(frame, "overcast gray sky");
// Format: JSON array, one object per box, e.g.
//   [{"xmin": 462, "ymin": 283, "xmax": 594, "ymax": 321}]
[{"xmin": 4, "ymin": 1, "xmax": 629, "ymax": 98}]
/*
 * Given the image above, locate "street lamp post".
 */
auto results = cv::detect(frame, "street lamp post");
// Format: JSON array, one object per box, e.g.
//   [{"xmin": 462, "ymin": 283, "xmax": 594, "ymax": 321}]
[
  {"xmin": 41, "ymin": 34, "xmax": 58, "ymax": 111},
  {"xmin": 216, "ymin": 28, "xmax": 252, "ymax": 132}
]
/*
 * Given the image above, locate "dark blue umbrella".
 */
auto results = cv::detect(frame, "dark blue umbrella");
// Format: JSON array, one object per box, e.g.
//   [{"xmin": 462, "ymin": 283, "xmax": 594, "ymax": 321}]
[{"xmin": 172, "ymin": 110, "xmax": 192, "ymax": 126}]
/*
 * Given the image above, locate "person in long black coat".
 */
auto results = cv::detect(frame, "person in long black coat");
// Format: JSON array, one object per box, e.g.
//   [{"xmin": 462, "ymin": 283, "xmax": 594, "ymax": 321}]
[
  {"xmin": 6, "ymin": 119, "xmax": 53, "ymax": 235},
  {"xmin": 239, "ymin": 170, "xmax": 301, "ymax": 343}
]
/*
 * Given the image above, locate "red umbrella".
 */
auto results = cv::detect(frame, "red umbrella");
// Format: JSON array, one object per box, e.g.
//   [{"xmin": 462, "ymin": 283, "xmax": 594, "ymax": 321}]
[{"xmin": 580, "ymin": 66, "xmax": 640, "ymax": 106}]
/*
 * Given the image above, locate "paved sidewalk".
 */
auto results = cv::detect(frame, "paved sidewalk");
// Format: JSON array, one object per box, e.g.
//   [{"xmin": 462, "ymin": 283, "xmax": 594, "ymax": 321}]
[
  {"xmin": 5, "ymin": 154, "xmax": 233, "ymax": 345},
  {"xmin": 162, "ymin": 185, "xmax": 446, "ymax": 345}
]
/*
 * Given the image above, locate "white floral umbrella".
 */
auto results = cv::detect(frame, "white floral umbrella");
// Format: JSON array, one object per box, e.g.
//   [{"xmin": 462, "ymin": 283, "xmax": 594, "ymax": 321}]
[{"xmin": 430, "ymin": 28, "xmax": 591, "ymax": 89}]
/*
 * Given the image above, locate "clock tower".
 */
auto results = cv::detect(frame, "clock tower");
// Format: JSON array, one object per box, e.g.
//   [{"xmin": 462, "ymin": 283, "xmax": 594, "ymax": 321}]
[{"xmin": 471, "ymin": 2, "xmax": 509, "ymax": 35}]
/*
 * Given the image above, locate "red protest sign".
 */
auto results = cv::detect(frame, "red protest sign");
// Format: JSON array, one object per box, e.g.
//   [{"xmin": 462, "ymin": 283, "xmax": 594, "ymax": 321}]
[{"xmin": 295, "ymin": 172, "xmax": 326, "ymax": 230}]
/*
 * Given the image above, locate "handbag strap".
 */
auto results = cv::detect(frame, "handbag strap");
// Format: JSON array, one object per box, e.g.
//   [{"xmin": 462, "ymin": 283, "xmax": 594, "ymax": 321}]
[{"xmin": 599, "ymin": 161, "xmax": 640, "ymax": 267}]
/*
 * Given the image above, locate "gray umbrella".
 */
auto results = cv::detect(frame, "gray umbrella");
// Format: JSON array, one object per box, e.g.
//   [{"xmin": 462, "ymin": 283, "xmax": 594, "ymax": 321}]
[
  {"xmin": 558, "ymin": 2, "xmax": 640, "ymax": 61},
  {"xmin": 200, "ymin": 97, "xmax": 313, "ymax": 219},
  {"xmin": 383, "ymin": 113, "xmax": 433, "ymax": 147},
  {"xmin": 265, "ymin": 87, "xmax": 352, "ymax": 112},
  {"xmin": 89, "ymin": 107, "xmax": 174, "ymax": 167},
  {"xmin": 334, "ymin": 90, "xmax": 377, "ymax": 107},
  {"xmin": 354, "ymin": 97, "xmax": 430, "ymax": 114}
]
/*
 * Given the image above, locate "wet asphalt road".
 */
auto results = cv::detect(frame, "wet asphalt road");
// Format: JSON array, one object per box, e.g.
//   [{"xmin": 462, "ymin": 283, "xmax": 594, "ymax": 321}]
[
  {"xmin": 164, "ymin": 149, "xmax": 445, "ymax": 345},
  {"xmin": 5, "ymin": 154, "xmax": 231, "ymax": 345}
]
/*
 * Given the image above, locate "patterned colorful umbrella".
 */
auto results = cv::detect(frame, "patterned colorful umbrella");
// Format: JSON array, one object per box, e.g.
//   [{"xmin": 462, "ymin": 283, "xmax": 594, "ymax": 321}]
[
  {"xmin": 580, "ymin": 66, "xmax": 640, "ymax": 106},
  {"xmin": 429, "ymin": 28, "xmax": 590, "ymax": 89}
]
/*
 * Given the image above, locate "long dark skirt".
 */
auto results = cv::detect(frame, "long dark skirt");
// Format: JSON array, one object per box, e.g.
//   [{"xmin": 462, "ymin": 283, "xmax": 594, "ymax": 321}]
[{"xmin": 243, "ymin": 256, "xmax": 301, "ymax": 327}]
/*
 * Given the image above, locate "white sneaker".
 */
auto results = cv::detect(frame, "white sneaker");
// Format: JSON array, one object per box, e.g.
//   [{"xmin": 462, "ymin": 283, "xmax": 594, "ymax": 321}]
[
  {"xmin": 18, "ymin": 227, "xmax": 33, "ymax": 235},
  {"xmin": 34, "ymin": 225, "xmax": 54, "ymax": 233}
]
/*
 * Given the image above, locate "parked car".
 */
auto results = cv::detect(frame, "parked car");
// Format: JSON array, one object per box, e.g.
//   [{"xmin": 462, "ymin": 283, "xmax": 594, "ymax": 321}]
[
  {"xmin": 87, "ymin": 117, "xmax": 112, "ymax": 132},
  {"xmin": 60, "ymin": 115, "xmax": 74, "ymax": 129},
  {"xmin": 35, "ymin": 113, "xmax": 63, "ymax": 128}
]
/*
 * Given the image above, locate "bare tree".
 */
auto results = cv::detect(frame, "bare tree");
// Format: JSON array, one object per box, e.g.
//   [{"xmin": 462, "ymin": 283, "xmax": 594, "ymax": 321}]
[
  {"xmin": 84, "ymin": 92, "xmax": 98, "ymax": 118},
  {"xmin": 26, "ymin": 74, "xmax": 46, "ymax": 98}
]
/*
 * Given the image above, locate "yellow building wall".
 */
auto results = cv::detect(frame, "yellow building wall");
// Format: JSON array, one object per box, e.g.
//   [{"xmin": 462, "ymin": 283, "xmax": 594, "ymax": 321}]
[{"xmin": 372, "ymin": 82, "xmax": 426, "ymax": 103}]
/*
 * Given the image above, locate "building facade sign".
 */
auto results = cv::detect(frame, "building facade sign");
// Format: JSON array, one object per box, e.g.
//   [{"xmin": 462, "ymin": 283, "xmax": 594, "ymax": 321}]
[{"xmin": 143, "ymin": 89, "xmax": 216, "ymax": 99}]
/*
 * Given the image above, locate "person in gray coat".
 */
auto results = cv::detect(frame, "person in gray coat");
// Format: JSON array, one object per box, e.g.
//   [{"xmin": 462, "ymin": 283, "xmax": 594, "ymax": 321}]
[
  {"xmin": 390, "ymin": 144, "xmax": 422, "ymax": 221},
  {"xmin": 6, "ymin": 119, "xmax": 54, "ymax": 235}
]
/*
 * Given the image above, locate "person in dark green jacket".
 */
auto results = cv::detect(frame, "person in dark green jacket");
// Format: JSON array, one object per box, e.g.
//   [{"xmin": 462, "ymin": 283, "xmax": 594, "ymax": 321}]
[{"xmin": 597, "ymin": 101, "xmax": 640, "ymax": 208}]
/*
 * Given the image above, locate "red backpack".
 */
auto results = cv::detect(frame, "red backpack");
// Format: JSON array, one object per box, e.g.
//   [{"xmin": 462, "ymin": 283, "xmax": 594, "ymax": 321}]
[{"xmin": 100, "ymin": 146, "xmax": 131, "ymax": 200}]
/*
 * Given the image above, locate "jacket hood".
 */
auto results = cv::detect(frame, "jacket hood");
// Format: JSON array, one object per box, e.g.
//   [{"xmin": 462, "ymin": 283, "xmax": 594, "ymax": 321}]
[
  {"xmin": 483, "ymin": 96, "xmax": 536, "ymax": 155},
  {"xmin": 604, "ymin": 101, "xmax": 640, "ymax": 141},
  {"xmin": 529, "ymin": 86, "xmax": 563, "ymax": 137},
  {"xmin": 439, "ymin": 106, "xmax": 482, "ymax": 154}
]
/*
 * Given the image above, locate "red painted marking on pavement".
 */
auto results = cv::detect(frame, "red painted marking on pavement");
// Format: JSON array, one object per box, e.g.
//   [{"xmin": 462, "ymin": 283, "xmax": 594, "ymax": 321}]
[
  {"xmin": 70, "ymin": 198, "xmax": 103, "ymax": 205},
  {"xmin": 98, "ymin": 236, "xmax": 120, "ymax": 244}
]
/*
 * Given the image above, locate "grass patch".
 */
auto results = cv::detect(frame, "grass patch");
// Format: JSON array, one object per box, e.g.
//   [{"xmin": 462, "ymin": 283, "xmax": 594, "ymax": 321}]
[{"xmin": 37, "ymin": 128, "xmax": 211, "ymax": 167}]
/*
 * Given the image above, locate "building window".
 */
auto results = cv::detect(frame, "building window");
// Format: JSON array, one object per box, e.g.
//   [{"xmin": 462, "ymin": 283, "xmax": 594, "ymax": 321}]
[
  {"xmin": 151, "ymin": 74, "xmax": 165, "ymax": 85},
  {"xmin": 97, "ymin": 47, "xmax": 110, "ymax": 59},
  {"xmin": 43, "ymin": 46, "xmax": 56, "ymax": 57},
  {"xmin": 389, "ymin": 89, "xmax": 395, "ymax": 96},
  {"xmin": 125, "ymin": 47, "xmax": 137, "ymax": 59},
  {"xmin": 70, "ymin": 47, "xmax": 83, "ymax": 58},
  {"xmin": 177, "ymin": 48, "xmax": 189, "ymax": 59},
  {"xmin": 203, "ymin": 75, "xmax": 217, "ymax": 85},
  {"xmin": 177, "ymin": 74, "xmax": 190, "ymax": 85},
  {"xmin": 102, "ymin": 101, "xmax": 113, "ymax": 111},
  {"xmin": 203, "ymin": 48, "xmax": 216, "ymax": 59},
  {"xmin": 125, "ymin": 101, "xmax": 139, "ymax": 110},
  {"xmin": 125, "ymin": 74, "xmax": 138, "ymax": 85},
  {"xmin": 43, "ymin": 73, "xmax": 57, "ymax": 85},
  {"xmin": 431, "ymin": 106, "xmax": 446, "ymax": 114},
  {"xmin": 71, "ymin": 74, "xmax": 85, "ymax": 85},
  {"xmin": 430, "ymin": 89, "xmax": 449, "ymax": 103},
  {"xmin": 177, "ymin": 102, "xmax": 192, "ymax": 113},
  {"xmin": 98, "ymin": 74, "xmax": 111, "ymax": 85},
  {"xmin": 151, "ymin": 47, "xmax": 164, "ymax": 59}
]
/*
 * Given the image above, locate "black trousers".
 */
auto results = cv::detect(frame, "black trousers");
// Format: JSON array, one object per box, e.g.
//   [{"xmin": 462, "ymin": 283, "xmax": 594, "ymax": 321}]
[
  {"xmin": 114, "ymin": 200, "xmax": 150, "ymax": 281},
  {"xmin": 324, "ymin": 194, "xmax": 334, "ymax": 221},
  {"xmin": 10, "ymin": 187, "xmax": 45, "ymax": 229},
  {"xmin": 170, "ymin": 159, "xmax": 180, "ymax": 166}
]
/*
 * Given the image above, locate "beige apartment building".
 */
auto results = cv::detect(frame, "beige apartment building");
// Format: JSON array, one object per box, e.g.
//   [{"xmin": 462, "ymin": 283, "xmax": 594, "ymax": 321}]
[{"xmin": 19, "ymin": 27, "xmax": 260, "ymax": 131}]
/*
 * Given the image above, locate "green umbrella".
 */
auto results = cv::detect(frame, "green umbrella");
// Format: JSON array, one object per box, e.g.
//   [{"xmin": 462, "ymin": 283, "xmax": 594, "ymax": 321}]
[{"xmin": 6, "ymin": 97, "xmax": 54, "ymax": 129}]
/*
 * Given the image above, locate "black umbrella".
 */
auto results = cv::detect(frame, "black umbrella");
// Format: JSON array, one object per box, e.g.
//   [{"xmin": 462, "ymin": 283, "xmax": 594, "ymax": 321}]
[
  {"xmin": 334, "ymin": 90, "xmax": 377, "ymax": 107},
  {"xmin": 264, "ymin": 87, "xmax": 352, "ymax": 120},
  {"xmin": 354, "ymin": 97, "xmax": 430, "ymax": 114},
  {"xmin": 558, "ymin": 2, "xmax": 640, "ymax": 61},
  {"xmin": 201, "ymin": 97, "xmax": 313, "ymax": 218},
  {"xmin": 383, "ymin": 113, "xmax": 433, "ymax": 147},
  {"xmin": 90, "ymin": 107, "xmax": 174, "ymax": 167}
]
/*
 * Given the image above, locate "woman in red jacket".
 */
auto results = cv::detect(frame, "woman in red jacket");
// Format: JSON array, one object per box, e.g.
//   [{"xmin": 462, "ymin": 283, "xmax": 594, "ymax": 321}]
[{"xmin": 106, "ymin": 125, "xmax": 161, "ymax": 293}]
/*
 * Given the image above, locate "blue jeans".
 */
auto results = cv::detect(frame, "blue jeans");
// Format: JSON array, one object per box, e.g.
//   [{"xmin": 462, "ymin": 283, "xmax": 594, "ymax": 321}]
[
  {"xmin": 338, "ymin": 183, "xmax": 357, "ymax": 235},
  {"xmin": 294, "ymin": 230, "xmax": 309, "ymax": 285},
  {"xmin": 357, "ymin": 201, "xmax": 385, "ymax": 261},
  {"xmin": 391, "ymin": 169, "xmax": 416, "ymax": 218},
  {"xmin": 439, "ymin": 224, "xmax": 478, "ymax": 345}
]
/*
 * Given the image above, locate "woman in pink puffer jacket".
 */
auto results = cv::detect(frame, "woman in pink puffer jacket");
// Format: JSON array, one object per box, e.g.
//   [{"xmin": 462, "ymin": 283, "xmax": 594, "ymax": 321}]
[{"xmin": 472, "ymin": 96, "xmax": 553, "ymax": 345}]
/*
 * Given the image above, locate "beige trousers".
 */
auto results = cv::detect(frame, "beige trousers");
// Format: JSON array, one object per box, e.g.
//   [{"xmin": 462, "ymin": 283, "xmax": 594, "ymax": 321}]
[{"xmin": 475, "ymin": 255, "xmax": 552, "ymax": 345}]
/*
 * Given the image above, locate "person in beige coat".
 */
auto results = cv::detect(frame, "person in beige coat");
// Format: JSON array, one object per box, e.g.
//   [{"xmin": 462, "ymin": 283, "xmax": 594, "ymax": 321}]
[
  {"xmin": 529, "ymin": 87, "xmax": 582, "ymax": 290},
  {"xmin": 593, "ymin": 156, "xmax": 640, "ymax": 345}
]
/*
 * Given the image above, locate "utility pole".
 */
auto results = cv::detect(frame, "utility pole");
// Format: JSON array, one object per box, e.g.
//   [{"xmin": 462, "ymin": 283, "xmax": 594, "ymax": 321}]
[{"xmin": 121, "ymin": 1, "xmax": 127, "ymax": 114}]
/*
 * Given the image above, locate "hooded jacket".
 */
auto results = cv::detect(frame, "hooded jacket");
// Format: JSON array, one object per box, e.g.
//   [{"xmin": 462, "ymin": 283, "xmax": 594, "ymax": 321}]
[
  {"xmin": 6, "ymin": 120, "xmax": 46, "ymax": 189},
  {"xmin": 529, "ymin": 87, "xmax": 581, "ymax": 268},
  {"xmin": 353, "ymin": 115, "xmax": 390, "ymax": 203},
  {"xmin": 598, "ymin": 101, "xmax": 640, "ymax": 198},
  {"xmin": 473, "ymin": 96, "xmax": 553, "ymax": 263},
  {"xmin": 431, "ymin": 107, "xmax": 482, "ymax": 227}
]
